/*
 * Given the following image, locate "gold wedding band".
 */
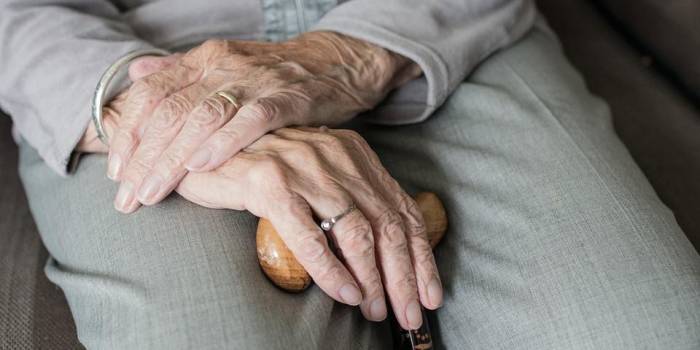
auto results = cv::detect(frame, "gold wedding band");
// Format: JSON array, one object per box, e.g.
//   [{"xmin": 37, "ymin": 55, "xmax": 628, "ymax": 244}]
[{"xmin": 215, "ymin": 91, "xmax": 241, "ymax": 110}]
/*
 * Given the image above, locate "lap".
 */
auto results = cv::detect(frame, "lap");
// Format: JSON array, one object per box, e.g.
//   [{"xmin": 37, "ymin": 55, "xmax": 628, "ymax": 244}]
[
  {"xmin": 19, "ymin": 144, "xmax": 389, "ymax": 349},
  {"xmin": 19, "ymin": 26, "xmax": 700, "ymax": 349},
  {"xmin": 360, "ymin": 27, "xmax": 700, "ymax": 349}
]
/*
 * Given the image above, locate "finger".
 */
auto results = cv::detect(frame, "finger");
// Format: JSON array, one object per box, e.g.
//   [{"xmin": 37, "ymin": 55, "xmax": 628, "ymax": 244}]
[
  {"xmin": 344, "ymin": 135, "xmax": 427, "ymax": 327},
  {"xmin": 128, "ymin": 53, "xmax": 183, "ymax": 81},
  {"xmin": 271, "ymin": 127, "xmax": 421, "ymax": 328},
  {"xmin": 301, "ymin": 187, "xmax": 387, "ymax": 322},
  {"xmin": 114, "ymin": 83, "xmax": 209, "ymax": 213},
  {"xmin": 394, "ymin": 191, "xmax": 442, "ymax": 310},
  {"xmin": 330, "ymin": 210, "xmax": 387, "ymax": 321},
  {"xmin": 267, "ymin": 194, "xmax": 363, "ymax": 306},
  {"xmin": 185, "ymin": 93, "xmax": 301, "ymax": 172},
  {"xmin": 136, "ymin": 90, "xmax": 241, "ymax": 205},
  {"xmin": 355, "ymin": 137, "xmax": 443, "ymax": 310},
  {"xmin": 367, "ymin": 200, "xmax": 422, "ymax": 330},
  {"xmin": 108, "ymin": 61, "xmax": 201, "ymax": 181}
]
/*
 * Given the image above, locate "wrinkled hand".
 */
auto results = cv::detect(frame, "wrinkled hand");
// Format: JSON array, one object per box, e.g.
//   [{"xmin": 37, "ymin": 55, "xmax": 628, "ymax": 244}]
[
  {"xmin": 177, "ymin": 127, "xmax": 442, "ymax": 330},
  {"xmin": 104, "ymin": 32, "xmax": 420, "ymax": 213},
  {"xmin": 77, "ymin": 54, "xmax": 182, "ymax": 154},
  {"xmin": 77, "ymin": 94, "xmax": 442, "ymax": 330}
]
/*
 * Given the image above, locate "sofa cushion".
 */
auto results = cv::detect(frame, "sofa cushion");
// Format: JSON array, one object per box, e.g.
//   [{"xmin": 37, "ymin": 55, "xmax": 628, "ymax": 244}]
[
  {"xmin": 0, "ymin": 116, "xmax": 82, "ymax": 349},
  {"xmin": 594, "ymin": 0, "xmax": 700, "ymax": 100}
]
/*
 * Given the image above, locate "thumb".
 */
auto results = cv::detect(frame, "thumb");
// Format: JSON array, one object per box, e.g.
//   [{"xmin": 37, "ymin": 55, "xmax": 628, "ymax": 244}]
[{"xmin": 128, "ymin": 53, "xmax": 182, "ymax": 81}]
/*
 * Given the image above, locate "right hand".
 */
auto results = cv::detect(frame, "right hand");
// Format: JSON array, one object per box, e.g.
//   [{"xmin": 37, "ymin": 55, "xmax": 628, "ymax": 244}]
[
  {"xmin": 176, "ymin": 127, "xmax": 443, "ymax": 330},
  {"xmin": 103, "ymin": 34, "xmax": 419, "ymax": 214},
  {"xmin": 77, "ymin": 54, "xmax": 181, "ymax": 154}
]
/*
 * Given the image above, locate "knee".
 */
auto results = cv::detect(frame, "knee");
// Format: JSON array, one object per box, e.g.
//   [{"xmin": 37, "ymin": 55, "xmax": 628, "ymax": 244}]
[
  {"xmin": 440, "ymin": 279, "xmax": 700, "ymax": 350},
  {"xmin": 67, "ymin": 207, "xmax": 339, "ymax": 349}
]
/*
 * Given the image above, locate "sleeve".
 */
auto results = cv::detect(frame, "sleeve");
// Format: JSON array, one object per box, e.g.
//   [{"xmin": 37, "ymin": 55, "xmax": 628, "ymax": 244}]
[
  {"xmin": 311, "ymin": 0, "xmax": 537, "ymax": 125},
  {"xmin": 0, "ymin": 0, "xmax": 158, "ymax": 176}
]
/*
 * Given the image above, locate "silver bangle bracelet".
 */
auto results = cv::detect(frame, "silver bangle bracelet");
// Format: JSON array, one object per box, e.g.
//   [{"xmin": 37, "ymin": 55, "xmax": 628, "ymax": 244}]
[{"xmin": 91, "ymin": 48, "xmax": 171, "ymax": 146}]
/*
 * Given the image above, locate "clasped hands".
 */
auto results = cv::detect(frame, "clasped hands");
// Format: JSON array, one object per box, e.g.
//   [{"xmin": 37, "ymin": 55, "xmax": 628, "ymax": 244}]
[{"xmin": 78, "ymin": 32, "xmax": 440, "ymax": 330}]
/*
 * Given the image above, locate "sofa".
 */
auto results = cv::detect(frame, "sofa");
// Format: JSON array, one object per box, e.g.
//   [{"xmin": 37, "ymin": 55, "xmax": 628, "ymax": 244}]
[{"xmin": 1, "ymin": 0, "xmax": 698, "ymax": 347}]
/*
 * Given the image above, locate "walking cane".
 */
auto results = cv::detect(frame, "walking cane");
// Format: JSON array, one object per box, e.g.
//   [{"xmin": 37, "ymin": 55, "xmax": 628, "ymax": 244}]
[{"xmin": 256, "ymin": 192, "xmax": 447, "ymax": 350}]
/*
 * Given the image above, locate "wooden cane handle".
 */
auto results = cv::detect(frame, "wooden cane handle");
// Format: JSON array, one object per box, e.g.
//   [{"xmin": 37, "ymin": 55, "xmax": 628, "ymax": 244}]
[{"xmin": 256, "ymin": 192, "xmax": 447, "ymax": 292}]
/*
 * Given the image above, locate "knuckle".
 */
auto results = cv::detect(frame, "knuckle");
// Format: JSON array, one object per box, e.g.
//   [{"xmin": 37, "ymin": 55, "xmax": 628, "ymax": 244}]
[
  {"xmin": 151, "ymin": 111, "xmax": 179, "ymax": 130},
  {"xmin": 285, "ymin": 140, "xmax": 317, "ymax": 159},
  {"xmin": 128, "ymin": 79, "xmax": 163, "ymax": 107},
  {"xmin": 295, "ymin": 233, "xmax": 330, "ymax": 264},
  {"xmin": 396, "ymin": 194, "xmax": 418, "ymax": 213},
  {"xmin": 199, "ymin": 39, "xmax": 229, "ymax": 53},
  {"xmin": 243, "ymin": 100, "xmax": 278, "ymax": 124},
  {"xmin": 279, "ymin": 91, "xmax": 312, "ymax": 120},
  {"xmin": 114, "ymin": 128, "xmax": 138, "ymax": 148},
  {"xmin": 191, "ymin": 98, "xmax": 225, "ymax": 128},
  {"xmin": 414, "ymin": 247, "xmax": 436, "ymax": 269},
  {"xmin": 264, "ymin": 73, "xmax": 288, "ymax": 88},
  {"xmin": 250, "ymin": 157, "xmax": 288, "ymax": 187},
  {"xmin": 269, "ymin": 192, "xmax": 302, "ymax": 216},
  {"xmin": 340, "ymin": 223, "xmax": 374, "ymax": 259},
  {"xmin": 153, "ymin": 96, "xmax": 191, "ymax": 129},
  {"xmin": 317, "ymin": 132, "xmax": 345, "ymax": 149},
  {"xmin": 391, "ymin": 273, "xmax": 418, "ymax": 295},
  {"xmin": 129, "ymin": 79, "xmax": 153, "ymax": 97},
  {"xmin": 316, "ymin": 263, "xmax": 345, "ymax": 285},
  {"xmin": 376, "ymin": 210, "xmax": 408, "ymax": 251},
  {"xmin": 159, "ymin": 151, "xmax": 186, "ymax": 173},
  {"xmin": 409, "ymin": 214, "xmax": 425, "ymax": 232},
  {"xmin": 398, "ymin": 197, "xmax": 427, "ymax": 236},
  {"xmin": 362, "ymin": 273, "xmax": 384, "ymax": 295},
  {"xmin": 276, "ymin": 61, "xmax": 312, "ymax": 77},
  {"xmin": 124, "ymin": 157, "xmax": 152, "ymax": 180},
  {"xmin": 211, "ymin": 127, "xmax": 242, "ymax": 147},
  {"xmin": 129, "ymin": 58, "xmax": 155, "ymax": 77},
  {"xmin": 259, "ymin": 158, "xmax": 286, "ymax": 180},
  {"xmin": 115, "ymin": 111, "xmax": 142, "ymax": 130},
  {"xmin": 311, "ymin": 133, "xmax": 351, "ymax": 161}
]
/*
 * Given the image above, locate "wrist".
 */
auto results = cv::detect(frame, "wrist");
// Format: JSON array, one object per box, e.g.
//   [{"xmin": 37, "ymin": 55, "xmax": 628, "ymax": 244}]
[
  {"xmin": 288, "ymin": 31, "xmax": 421, "ymax": 109},
  {"xmin": 76, "ymin": 106, "xmax": 118, "ymax": 153}
]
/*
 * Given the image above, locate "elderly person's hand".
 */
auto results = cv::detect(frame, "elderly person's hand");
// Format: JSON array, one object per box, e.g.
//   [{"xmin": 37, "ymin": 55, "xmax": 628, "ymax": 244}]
[
  {"xmin": 76, "ymin": 35, "xmax": 438, "ymax": 329},
  {"xmin": 79, "ymin": 122, "xmax": 443, "ymax": 330},
  {"xmin": 178, "ymin": 127, "xmax": 442, "ymax": 330},
  {"xmin": 104, "ymin": 32, "xmax": 420, "ymax": 213}
]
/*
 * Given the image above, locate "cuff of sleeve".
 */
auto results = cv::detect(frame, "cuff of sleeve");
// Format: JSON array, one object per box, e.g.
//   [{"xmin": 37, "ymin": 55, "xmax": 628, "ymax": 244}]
[
  {"xmin": 56, "ymin": 103, "xmax": 93, "ymax": 176},
  {"xmin": 311, "ymin": 17, "xmax": 448, "ymax": 124}
]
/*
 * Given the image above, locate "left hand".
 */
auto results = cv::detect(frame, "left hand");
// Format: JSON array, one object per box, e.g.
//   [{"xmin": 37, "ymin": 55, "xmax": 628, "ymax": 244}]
[
  {"xmin": 177, "ymin": 126, "xmax": 443, "ymax": 330},
  {"xmin": 78, "ymin": 99, "xmax": 442, "ymax": 330},
  {"xmin": 105, "ymin": 32, "xmax": 420, "ymax": 213}
]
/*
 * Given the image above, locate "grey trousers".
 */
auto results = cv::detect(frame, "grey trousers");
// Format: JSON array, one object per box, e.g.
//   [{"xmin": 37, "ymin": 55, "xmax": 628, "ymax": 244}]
[{"xmin": 19, "ymin": 27, "xmax": 700, "ymax": 349}]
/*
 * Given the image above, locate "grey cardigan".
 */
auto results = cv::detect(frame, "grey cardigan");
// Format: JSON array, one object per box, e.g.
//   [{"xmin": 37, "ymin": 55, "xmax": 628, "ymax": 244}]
[{"xmin": 0, "ymin": 0, "xmax": 536, "ymax": 175}]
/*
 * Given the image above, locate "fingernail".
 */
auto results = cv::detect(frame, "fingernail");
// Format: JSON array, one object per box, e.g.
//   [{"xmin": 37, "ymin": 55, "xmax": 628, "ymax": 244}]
[
  {"xmin": 405, "ymin": 300, "xmax": 423, "ymax": 330},
  {"xmin": 137, "ymin": 175, "xmax": 162, "ymax": 203},
  {"xmin": 339, "ymin": 284, "xmax": 362, "ymax": 306},
  {"xmin": 369, "ymin": 298, "xmax": 387, "ymax": 321},
  {"xmin": 107, "ymin": 154, "xmax": 122, "ymax": 180},
  {"xmin": 114, "ymin": 182, "xmax": 135, "ymax": 213},
  {"xmin": 185, "ymin": 149, "xmax": 211, "ymax": 171},
  {"xmin": 427, "ymin": 278, "xmax": 444, "ymax": 308}
]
